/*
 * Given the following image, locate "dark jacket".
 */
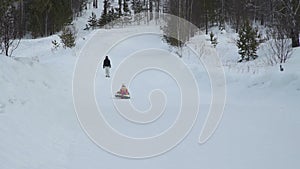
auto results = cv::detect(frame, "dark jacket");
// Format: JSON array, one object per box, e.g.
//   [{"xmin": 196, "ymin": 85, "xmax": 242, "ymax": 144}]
[{"xmin": 103, "ymin": 56, "xmax": 111, "ymax": 68}]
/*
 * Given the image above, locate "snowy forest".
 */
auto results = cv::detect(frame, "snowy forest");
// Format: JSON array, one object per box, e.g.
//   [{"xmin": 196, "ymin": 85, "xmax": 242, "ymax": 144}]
[{"xmin": 1, "ymin": 0, "xmax": 299, "ymax": 46}]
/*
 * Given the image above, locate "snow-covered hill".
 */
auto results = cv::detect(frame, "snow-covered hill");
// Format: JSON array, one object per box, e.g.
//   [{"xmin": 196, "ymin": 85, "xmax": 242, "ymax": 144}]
[{"xmin": 0, "ymin": 4, "xmax": 300, "ymax": 169}]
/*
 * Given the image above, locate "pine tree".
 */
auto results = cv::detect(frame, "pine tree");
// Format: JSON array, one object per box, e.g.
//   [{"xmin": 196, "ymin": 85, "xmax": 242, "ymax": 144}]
[
  {"xmin": 237, "ymin": 21, "xmax": 259, "ymax": 62},
  {"xmin": 27, "ymin": 0, "xmax": 73, "ymax": 37},
  {"xmin": 88, "ymin": 12, "xmax": 98, "ymax": 30},
  {"xmin": 59, "ymin": 25, "xmax": 76, "ymax": 49},
  {"xmin": 118, "ymin": 0, "xmax": 122, "ymax": 17},
  {"xmin": 51, "ymin": 40, "xmax": 60, "ymax": 50},
  {"xmin": 132, "ymin": 0, "xmax": 143, "ymax": 14},
  {"xmin": 98, "ymin": 0, "xmax": 111, "ymax": 27},
  {"xmin": 123, "ymin": 0, "xmax": 130, "ymax": 15}
]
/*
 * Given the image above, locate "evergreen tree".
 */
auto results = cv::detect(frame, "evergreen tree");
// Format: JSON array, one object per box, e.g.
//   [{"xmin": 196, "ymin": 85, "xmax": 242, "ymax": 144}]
[
  {"xmin": 98, "ymin": 0, "xmax": 119, "ymax": 27},
  {"xmin": 132, "ymin": 0, "xmax": 143, "ymax": 14},
  {"xmin": 27, "ymin": 0, "xmax": 73, "ymax": 37},
  {"xmin": 59, "ymin": 25, "xmax": 76, "ymax": 49},
  {"xmin": 23, "ymin": 0, "xmax": 87, "ymax": 38},
  {"xmin": 123, "ymin": 0, "xmax": 130, "ymax": 15},
  {"xmin": 51, "ymin": 40, "xmax": 60, "ymax": 50},
  {"xmin": 103, "ymin": 0, "xmax": 110, "ymax": 15},
  {"xmin": 118, "ymin": 0, "xmax": 122, "ymax": 17},
  {"xmin": 237, "ymin": 21, "xmax": 259, "ymax": 62},
  {"xmin": 88, "ymin": 12, "xmax": 98, "ymax": 30},
  {"xmin": 98, "ymin": 0, "xmax": 111, "ymax": 27}
]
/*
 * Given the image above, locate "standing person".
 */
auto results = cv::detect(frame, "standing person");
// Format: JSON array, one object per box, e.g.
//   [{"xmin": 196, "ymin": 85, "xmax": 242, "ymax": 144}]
[{"xmin": 103, "ymin": 56, "xmax": 111, "ymax": 78}]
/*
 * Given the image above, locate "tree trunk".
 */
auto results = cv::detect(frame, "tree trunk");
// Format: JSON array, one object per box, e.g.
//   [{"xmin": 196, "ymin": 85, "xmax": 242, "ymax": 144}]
[
  {"xmin": 45, "ymin": 12, "xmax": 48, "ymax": 36},
  {"xmin": 5, "ymin": 40, "xmax": 9, "ymax": 56},
  {"xmin": 149, "ymin": 0, "xmax": 153, "ymax": 20},
  {"xmin": 104, "ymin": 0, "xmax": 108, "ymax": 15},
  {"xmin": 291, "ymin": 29, "xmax": 300, "ymax": 47},
  {"xmin": 19, "ymin": 0, "xmax": 24, "ymax": 36},
  {"xmin": 204, "ymin": 0, "xmax": 208, "ymax": 35},
  {"xmin": 236, "ymin": 16, "xmax": 240, "ymax": 33},
  {"xmin": 205, "ymin": 10, "xmax": 208, "ymax": 35},
  {"xmin": 118, "ymin": 0, "xmax": 122, "ymax": 17},
  {"xmin": 93, "ymin": 0, "xmax": 98, "ymax": 8}
]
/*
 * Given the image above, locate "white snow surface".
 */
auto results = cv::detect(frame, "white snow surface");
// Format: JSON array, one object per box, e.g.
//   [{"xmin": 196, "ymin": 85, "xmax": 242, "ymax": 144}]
[{"xmin": 0, "ymin": 4, "xmax": 300, "ymax": 169}]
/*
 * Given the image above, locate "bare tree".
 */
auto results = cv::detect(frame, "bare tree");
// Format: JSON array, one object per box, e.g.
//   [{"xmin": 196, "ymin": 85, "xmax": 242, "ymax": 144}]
[
  {"xmin": 44, "ymin": 0, "xmax": 53, "ymax": 36},
  {"xmin": 267, "ymin": 28, "xmax": 293, "ymax": 71},
  {"xmin": 275, "ymin": 0, "xmax": 300, "ymax": 47},
  {"xmin": 0, "ymin": 5, "xmax": 21, "ymax": 57}
]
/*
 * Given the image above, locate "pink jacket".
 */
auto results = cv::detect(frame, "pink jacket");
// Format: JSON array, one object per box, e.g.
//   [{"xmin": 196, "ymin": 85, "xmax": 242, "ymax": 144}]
[{"xmin": 120, "ymin": 86, "xmax": 129, "ymax": 95}]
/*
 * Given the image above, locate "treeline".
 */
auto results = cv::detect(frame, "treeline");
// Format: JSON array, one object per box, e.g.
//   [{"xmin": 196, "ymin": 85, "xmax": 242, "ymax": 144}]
[
  {"xmin": 90, "ymin": 0, "xmax": 299, "ymax": 48},
  {"xmin": 87, "ymin": 0, "xmax": 161, "ymax": 29},
  {"xmin": 0, "ymin": 0, "xmax": 88, "ymax": 38},
  {"xmin": 1, "ymin": 0, "xmax": 299, "ymax": 57},
  {"xmin": 0, "ymin": 0, "xmax": 88, "ymax": 56},
  {"xmin": 163, "ymin": 0, "xmax": 300, "ymax": 47}
]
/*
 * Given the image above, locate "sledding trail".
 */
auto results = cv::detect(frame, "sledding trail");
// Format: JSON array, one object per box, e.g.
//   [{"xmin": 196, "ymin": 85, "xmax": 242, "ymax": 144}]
[{"xmin": 93, "ymin": 30, "xmax": 189, "ymax": 139}]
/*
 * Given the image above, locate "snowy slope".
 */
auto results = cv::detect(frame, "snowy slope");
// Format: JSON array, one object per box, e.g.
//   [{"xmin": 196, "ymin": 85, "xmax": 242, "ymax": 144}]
[{"xmin": 1, "ymin": 4, "xmax": 300, "ymax": 169}]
